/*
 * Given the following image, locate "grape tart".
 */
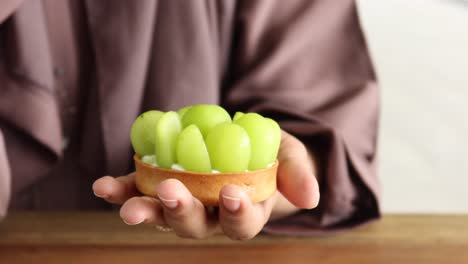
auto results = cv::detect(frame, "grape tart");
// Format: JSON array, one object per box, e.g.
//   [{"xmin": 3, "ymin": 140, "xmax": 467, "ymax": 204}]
[{"xmin": 130, "ymin": 105, "xmax": 281, "ymax": 206}]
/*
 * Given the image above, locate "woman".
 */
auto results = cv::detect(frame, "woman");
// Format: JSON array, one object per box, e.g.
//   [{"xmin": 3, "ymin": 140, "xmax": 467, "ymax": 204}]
[{"xmin": 0, "ymin": 0, "xmax": 380, "ymax": 239}]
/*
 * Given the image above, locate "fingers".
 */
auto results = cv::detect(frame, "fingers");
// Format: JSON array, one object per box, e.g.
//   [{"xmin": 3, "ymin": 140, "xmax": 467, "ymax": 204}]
[
  {"xmin": 92, "ymin": 173, "xmax": 141, "ymax": 204},
  {"xmin": 277, "ymin": 131, "xmax": 320, "ymax": 209},
  {"xmin": 96, "ymin": 176, "xmax": 217, "ymax": 238},
  {"xmin": 93, "ymin": 171, "xmax": 286, "ymax": 240},
  {"xmin": 120, "ymin": 196, "xmax": 167, "ymax": 226},
  {"xmin": 155, "ymin": 179, "xmax": 218, "ymax": 239},
  {"xmin": 219, "ymin": 185, "xmax": 274, "ymax": 240}
]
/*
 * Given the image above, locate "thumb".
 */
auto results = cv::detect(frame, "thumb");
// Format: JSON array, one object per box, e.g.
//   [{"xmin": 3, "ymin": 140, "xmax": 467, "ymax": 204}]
[{"xmin": 277, "ymin": 131, "xmax": 320, "ymax": 209}]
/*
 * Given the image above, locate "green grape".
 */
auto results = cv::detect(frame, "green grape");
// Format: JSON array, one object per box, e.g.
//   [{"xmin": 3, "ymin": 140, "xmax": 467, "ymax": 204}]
[
  {"xmin": 130, "ymin": 110, "xmax": 164, "ymax": 157},
  {"xmin": 233, "ymin": 111, "xmax": 244, "ymax": 122},
  {"xmin": 205, "ymin": 123, "xmax": 251, "ymax": 173},
  {"xmin": 155, "ymin": 111, "xmax": 182, "ymax": 168},
  {"xmin": 234, "ymin": 113, "xmax": 279, "ymax": 170},
  {"xmin": 264, "ymin": 117, "xmax": 281, "ymax": 163},
  {"xmin": 177, "ymin": 106, "xmax": 192, "ymax": 120},
  {"xmin": 181, "ymin": 104, "xmax": 231, "ymax": 138},
  {"xmin": 176, "ymin": 125, "xmax": 211, "ymax": 173}
]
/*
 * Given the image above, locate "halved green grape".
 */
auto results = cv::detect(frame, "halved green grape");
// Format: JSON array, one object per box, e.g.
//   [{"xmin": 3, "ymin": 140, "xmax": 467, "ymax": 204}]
[
  {"xmin": 234, "ymin": 113, "xmax": 279, "ymax": 170},
  {"xmin": 264, "ymin": 117, "xmax": 281, "ymax": 164},
  {"xmin": 130, "ymin": 110, "xmax": 164, "ymax": 157},
  {"xmin": 233, "ymin": 111, "xmax": 244, "ymax": 122},
  {"xmin": 155, "ymin": 111, "xmax": 182, "ymax": 168},
  {"xmin": 205, "ymin": 123, "xmax": 251, "ymax": 173},
  {"xmin": 176, "ymin": 124, "xmax": 211, "ymax": 173},
  {"xmin": 181, "ymin": 104, "xmax": 231, "ymax": 138},
  {"xmin": 177, "ymin": 106, "xmax": 192, "ymax": 120}
]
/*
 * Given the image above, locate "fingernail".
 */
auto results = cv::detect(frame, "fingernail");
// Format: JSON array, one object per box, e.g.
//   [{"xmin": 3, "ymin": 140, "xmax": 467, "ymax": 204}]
[
  {"xmin": 93, "ymin": 192, "xmax": 108, "ymax": 199},
  {"xmin": 122, "ymin": 218, "xmax": 144, "ymax": 226},
  {"xmin": 222, "ymin": 195, "xmax": 241, "ymax": 212},
  {"xmin": 158, "ymin": 196, "xmax": 178, "ymax": 209}
]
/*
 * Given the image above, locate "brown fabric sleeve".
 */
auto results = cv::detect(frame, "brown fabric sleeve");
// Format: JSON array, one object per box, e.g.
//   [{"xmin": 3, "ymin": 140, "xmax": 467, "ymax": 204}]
[
  {"xmin": 0, "ymin": 0, "xmax": 20, "ymax": 219},
  {"xmin": 0, "ymin": 130, "xmax": 11, "ymax": 219},
  {"xmin": 0, "ymin": 0, "xmax": 23, "ymax": 24},
  {"xmin": 223, "ymin": 0, "xmax": 380, "ymax": 234}
]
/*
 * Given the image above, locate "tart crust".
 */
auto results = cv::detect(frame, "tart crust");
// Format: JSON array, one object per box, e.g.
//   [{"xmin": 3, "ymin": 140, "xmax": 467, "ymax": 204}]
[{"xmin": 134, "ymin": 155, "xmax": 278, "ymax": 206}]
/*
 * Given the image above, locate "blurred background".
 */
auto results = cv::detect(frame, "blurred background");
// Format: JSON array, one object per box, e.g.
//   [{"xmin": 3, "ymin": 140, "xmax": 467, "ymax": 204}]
[{"xmin": 358, "ymin": 0, "xmax": 468, "ymax": 213}]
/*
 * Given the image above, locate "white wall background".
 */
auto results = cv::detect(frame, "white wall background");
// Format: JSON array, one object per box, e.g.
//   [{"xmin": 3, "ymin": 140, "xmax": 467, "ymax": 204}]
[{"xmin": 358, "ymin": 0, "xmax": 468, "ymax": 213}]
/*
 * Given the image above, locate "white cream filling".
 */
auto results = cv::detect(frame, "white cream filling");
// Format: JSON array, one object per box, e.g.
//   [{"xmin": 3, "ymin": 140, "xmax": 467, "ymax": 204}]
[
  {"xmin": 141, "ymin": 155, "xmax": 158, "ymax": 167},
  {"xmin": 171, "ymin": 164, "xmax": 185, "ymax": 171},
  {"xmin": 142, "ymin": 155, "xmax": 220, "ymax": 174},
  {"xmin": 141, "ymin": 155, "xmax": 274, "ymax": 173}
]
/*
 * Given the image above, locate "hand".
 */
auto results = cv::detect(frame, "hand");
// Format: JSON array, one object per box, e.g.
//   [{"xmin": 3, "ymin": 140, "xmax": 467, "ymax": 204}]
[{"xmin": 92, "ymin": 130, "xmax": 319, "ymax": 240}]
